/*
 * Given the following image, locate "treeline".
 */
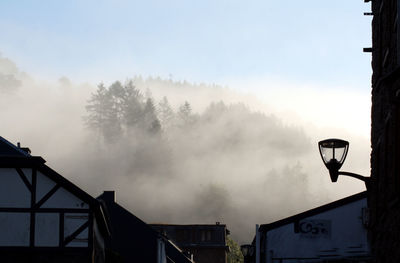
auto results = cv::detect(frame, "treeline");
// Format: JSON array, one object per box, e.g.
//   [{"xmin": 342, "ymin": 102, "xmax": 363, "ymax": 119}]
[
  {"xmin": 85, "ymin": 81, "xmax": 197, "ymax": 143},
  {"xmin": 84, "ymin": 80, "xmax": 310, "ymax": 157}
]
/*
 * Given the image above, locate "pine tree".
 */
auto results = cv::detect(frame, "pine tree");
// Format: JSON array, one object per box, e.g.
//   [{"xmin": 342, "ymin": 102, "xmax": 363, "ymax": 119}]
[
  {"xmin": 85, "ymin": 83, "xmax": 121, "ymax": 143},
  {"xmin": 177, "ymin": 101, "xmax": 196, "ymax": 127},
  {"xmin": 157, "ymin": 96, "xmax": 175, "ymax": 130},
  {"xmin": 122, "ymin": 81, "xmax": 144, "ymax": 129},
  {"xmin": 108, "ymin": 81, "xmax": 126, "ymax": 121},
  {"xmin": 143, "ymin": 98, "xmax": 161, "ymax": 134}
]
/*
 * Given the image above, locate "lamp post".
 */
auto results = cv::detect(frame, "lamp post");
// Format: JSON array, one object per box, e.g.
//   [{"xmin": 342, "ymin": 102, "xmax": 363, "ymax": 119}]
[
  {"xmin": 318, "ymin": 138, "xmax": 370, "ymax": 189},
  {"xmin": 240, "ymin": 244, "xmax": 254, "ymax": 263}
]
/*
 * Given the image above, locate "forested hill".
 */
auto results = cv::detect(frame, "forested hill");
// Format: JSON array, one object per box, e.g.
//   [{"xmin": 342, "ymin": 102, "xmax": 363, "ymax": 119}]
[
  {"xmin": 0, "ymin": 54, "xmax": 349, "ymax": 243},
  {"xmin": 82, "ymin": 80, "xmax": 315, "ymax": 242}
]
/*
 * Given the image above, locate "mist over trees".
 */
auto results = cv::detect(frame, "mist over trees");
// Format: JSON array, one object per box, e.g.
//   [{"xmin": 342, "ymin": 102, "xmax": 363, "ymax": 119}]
[
  {"xmin": 0, "ymin": 54, "xmax": 370, "ymax": 243},
  {"xmin": 83, "ymin": 80, "xmax": 315, "ymax": 242},
  {"xmin": 0, "ymin": 54, "xmax": 23, "ymax": 93},
  {"xmin": 85, "ymin": 81, "xmax": 161, "ymax": 143}
]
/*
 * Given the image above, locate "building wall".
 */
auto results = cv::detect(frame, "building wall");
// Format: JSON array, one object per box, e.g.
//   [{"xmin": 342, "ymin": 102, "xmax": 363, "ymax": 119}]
[
  {"xmin": 0, "ymin": 168, "xmax": 91, "ymax": 248},
  {"xmin": 0, "ymin": 249, "xmax": 91, "ymax": 263},
  {"xmin": 151, "ymin": 224, "xmax": 228, "ymax": 263},
  {"xmin": 182, "ymin": 247, "xmax": 227, "ymax": 263},
  {"xmin": 0, "ymin": 166, "xmax": 98, "ymax": 262},
  {"xmin": 370, "ymin": 0, "xmax": 400, "ymax": 262},
  {"xmin": 98, "ymin": 196, "xmax": 159, "ymax": 263},
  {"xmin": 263, "ymin": 199, "xmax": 369, "ymax": 263},
  {"xmin": 185, "ymin": 247, "xmax": 226, "ymax": 263}
]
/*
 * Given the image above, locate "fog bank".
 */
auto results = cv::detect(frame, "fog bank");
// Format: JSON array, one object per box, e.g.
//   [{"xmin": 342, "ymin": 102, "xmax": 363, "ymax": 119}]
[{"xmin": 0, "ymin": 54, "xmax": 369, "ymax": 243}]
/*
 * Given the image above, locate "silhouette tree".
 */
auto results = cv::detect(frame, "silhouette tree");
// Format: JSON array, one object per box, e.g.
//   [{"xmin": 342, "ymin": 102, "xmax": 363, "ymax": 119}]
[
  {"xmin": 85, "ymin": 83, "xmax": 121, "ymax": 142},
  {"xmin": 108, "ymin": 81, "xmax": 126, "ymax": 121},
  {"xmin": 157, "ymin": 96, "xmax": 175, "ymax": 130},
  {"xmin": 122, "ymin": 81, "xmax": 145, "ymax": 129},
  {"xmin": 85, "ymin": 80, "xmax": 166, "ymax": 141},
  {"xmin": 177, "ymin": 101, "xmax": 196, "ymax": 127},
  {"xmin": 143, "ymin": 98, "xmax": 161, "ymax": 134}
]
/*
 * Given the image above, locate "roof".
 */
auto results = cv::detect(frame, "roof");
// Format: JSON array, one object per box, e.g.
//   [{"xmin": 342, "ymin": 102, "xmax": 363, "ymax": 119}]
[
  {"xmin": 151, "ymin": 223, "xmax": 229, "ymax": 250},
  {"xmin": 150, "ymin": 223, "xmax": 227, "ymax": 228},
  {"xmin": 97, "ymin": 192, "xmax": 160, "ymax": 240},
  {"xmin": 259, "ymin": 191, "xmax": 367, "ymax": 233},
  {"xmin": 97, "ymin": 193, "xmax": 194, "ymax": 263},
  {"xmin": 0, "ymin": 136, "xmax": 31, "ymax": 157}
]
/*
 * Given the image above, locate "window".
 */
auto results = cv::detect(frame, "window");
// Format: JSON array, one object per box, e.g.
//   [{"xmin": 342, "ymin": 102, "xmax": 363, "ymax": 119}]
[{"xmin": 200, "ymin": 230, "xmax": 213, "ymax": 242}]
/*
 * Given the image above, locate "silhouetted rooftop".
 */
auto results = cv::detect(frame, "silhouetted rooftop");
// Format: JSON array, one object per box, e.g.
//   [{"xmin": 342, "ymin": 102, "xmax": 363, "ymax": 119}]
[
  {"xmin": 259, "ymin": 191, "xmax": 367, "ymax": 233},
  {"xmin": 0, "ymin": 136, "xmax": 31, "ymax": 157}
]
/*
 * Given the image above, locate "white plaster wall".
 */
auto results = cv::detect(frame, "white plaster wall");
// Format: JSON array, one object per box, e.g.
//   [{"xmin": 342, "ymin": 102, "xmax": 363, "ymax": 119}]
[
  {"xmin": 266, "ymin": 198, "xmax": 369, "ymax": 261},
  {"xmin": 35, "ymin": 213, "xmax": 59, "ymax": 247},
  {"xmin": 42, "ymin": 187, "xmax": 88, "ymax": 209},
  {"xmin": 0, "ymin": 168, "xmax": 30, "ymax": 207},
  {"xmin": 66, "ymin": 229, "xmax": 89, "ymax": 247},
  {"xmin": 36, "ymin": 171, "xmax": 88, "ymax": 208},
  {"xmin": 21, "ymin": 168, "xmax": 32, "ymax": 184},
  {"xmin": 0, "ymin": 212, "xmax": 30, "ymax": 246},
  {"xmin": 36, "ymin": 171, "xmax": 56, "ymax": 202},
  {"xmin": 64, "ymin": 213, "xmax": 89, "ymax": 247}
]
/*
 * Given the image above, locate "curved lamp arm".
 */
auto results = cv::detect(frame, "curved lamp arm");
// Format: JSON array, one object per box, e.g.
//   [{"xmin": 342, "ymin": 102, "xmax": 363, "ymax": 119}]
[
  {"xmin": 338, "ymin": 171, "xmax": 370, "ymax": 182},
  {"xmin": 338, "ymin": 171, "xmax": 371, "ymax": 189}
]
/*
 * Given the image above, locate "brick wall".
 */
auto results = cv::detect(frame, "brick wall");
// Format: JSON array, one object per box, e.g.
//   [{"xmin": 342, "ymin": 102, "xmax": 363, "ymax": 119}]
[{"xmin": 370, "ymin": 0, "xmax": 400, "ymax": 262}]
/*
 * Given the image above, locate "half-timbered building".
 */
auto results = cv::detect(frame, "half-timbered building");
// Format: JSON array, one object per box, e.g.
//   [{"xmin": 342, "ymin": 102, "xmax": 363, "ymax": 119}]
[{"xmin": 0, "ymin": 136, "xmax": 109, "ymax": 263}]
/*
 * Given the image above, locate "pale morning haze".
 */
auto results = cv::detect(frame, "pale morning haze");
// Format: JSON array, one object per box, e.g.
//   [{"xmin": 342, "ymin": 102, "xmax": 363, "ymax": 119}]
[{"xmin": 0, "ymin": 0, "xmax": 372, "ymax": 242}]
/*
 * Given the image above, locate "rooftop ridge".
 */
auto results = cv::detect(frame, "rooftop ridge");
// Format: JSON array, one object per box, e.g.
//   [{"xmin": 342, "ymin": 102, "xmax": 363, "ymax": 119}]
[{"xmin": 0, "ymin": 136, "xmax": 30, "ymax": 157}]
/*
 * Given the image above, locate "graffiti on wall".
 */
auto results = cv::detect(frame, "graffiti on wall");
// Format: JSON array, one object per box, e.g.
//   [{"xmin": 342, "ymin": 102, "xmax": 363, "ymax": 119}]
[{"xmin": 295, "ymin": 220, "xmax": 331, "ymax": 238}]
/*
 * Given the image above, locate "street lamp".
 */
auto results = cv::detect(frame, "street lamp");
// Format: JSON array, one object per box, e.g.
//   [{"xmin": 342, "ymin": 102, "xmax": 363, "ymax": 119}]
[
  {"xmin": 318, "ymin": 138, "xmax": 370, "ymax": 188},
  {"xmin": 240, "ymin": 244, "xmax": 254, "ymax": 263}
]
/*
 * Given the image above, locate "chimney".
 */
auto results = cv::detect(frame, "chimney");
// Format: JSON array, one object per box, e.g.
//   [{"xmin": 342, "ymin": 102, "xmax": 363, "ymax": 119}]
[
  {"xmin": 17, "ymin": 142, "xmax": 31, "ymax": 155},
  {"xmin": 102, "ymin": 191, "xmax": 116, "ymax": 203}
]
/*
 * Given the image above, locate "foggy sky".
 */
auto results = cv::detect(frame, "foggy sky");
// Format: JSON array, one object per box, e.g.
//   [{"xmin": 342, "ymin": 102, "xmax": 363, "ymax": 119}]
[{"xmin": 0, "ymin": 54, "xmax": 369, "ymax": 243}]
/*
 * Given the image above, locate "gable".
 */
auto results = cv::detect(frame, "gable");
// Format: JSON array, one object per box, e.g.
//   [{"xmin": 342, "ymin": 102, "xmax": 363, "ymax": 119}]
[
  {"xmin": 0, "ymin": 168, "xmax": 89, "ymax": 209},
  {"xmin": 0, "ymin": 167, "xmax": 91, "ymax": 247},
  {"xmin": 41, "ymin": 187, "xmax": 88, "ymax": 209},
  {"xmin": 36, "ymin": 171, "xmax": 88, "ymax": 209}
]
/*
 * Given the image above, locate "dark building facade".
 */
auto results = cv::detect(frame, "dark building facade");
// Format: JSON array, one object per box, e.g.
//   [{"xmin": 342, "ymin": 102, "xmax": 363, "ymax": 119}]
[
  {"xmin": 369, "ymin": 0, "xmax": 400, "ymax": 262},
  {"xmin": 250, "ymin": 192, "xmax": 370, "ymax": 263},
  {"xmin": 98, "ymin": 191, "xmax": 194, "ymax": 263},
  {"xmin": 151, "ymin": 223, "xmax": 229, "ymax": 263}
]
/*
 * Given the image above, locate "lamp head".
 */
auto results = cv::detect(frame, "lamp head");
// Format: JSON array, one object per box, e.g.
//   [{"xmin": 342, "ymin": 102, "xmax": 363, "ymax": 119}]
[
  {"xmin": 240, "ymin": 244, "xmax": 254, "ymax": 257},
  {"xmin": 318, "ymin": 138, "xmax": 349, "ymax": 182}
]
